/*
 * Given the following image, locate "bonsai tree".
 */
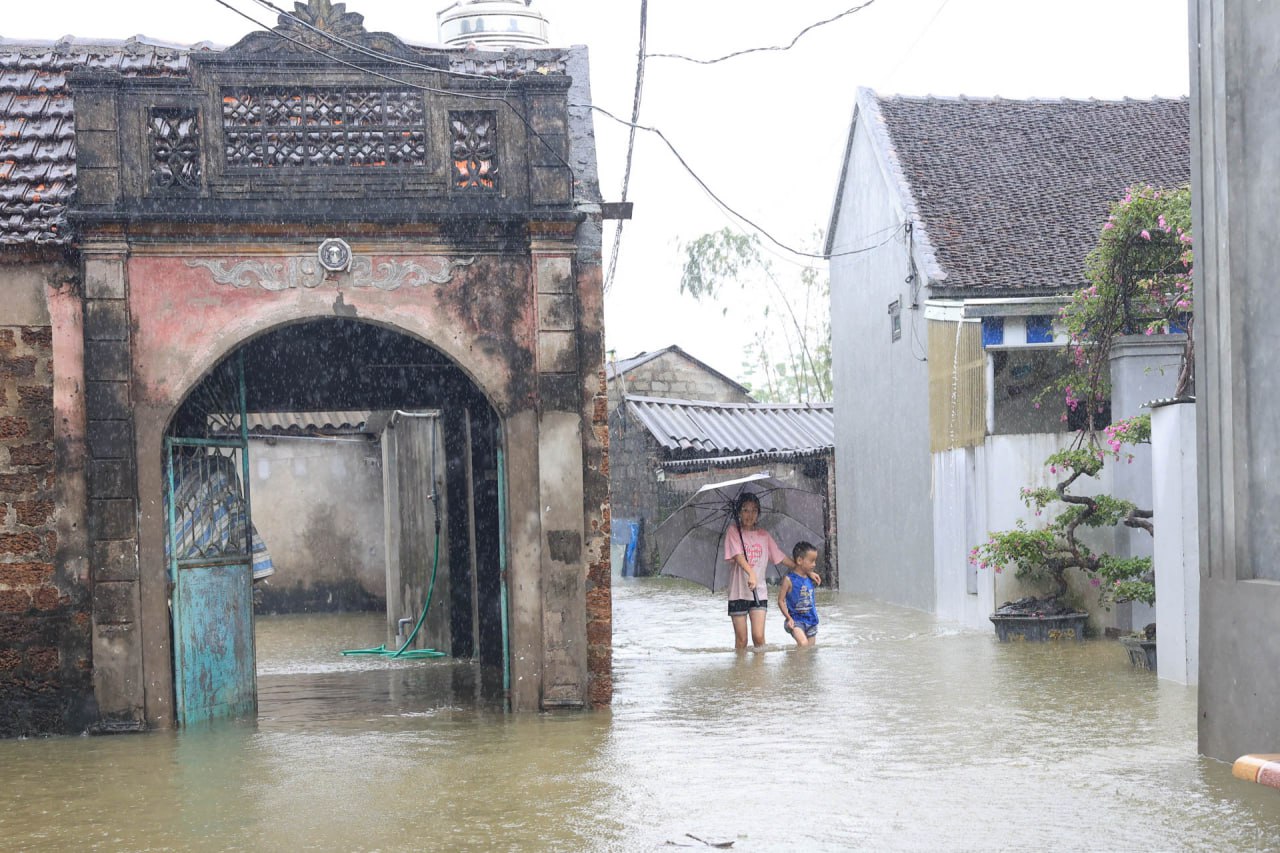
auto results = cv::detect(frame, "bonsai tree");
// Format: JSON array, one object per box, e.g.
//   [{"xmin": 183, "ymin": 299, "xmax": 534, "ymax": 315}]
[
  {"xmin": 970, "ymin": 416, "xmax": 1154, "ymax": 612},
  {"xmin": 971, "ymin": 184, "xmax": 1192, "ymax": 615}
]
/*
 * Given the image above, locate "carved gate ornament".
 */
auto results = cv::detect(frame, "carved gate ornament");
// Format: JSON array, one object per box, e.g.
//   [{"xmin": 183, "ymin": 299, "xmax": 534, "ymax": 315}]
[
  {"xmin": 186, "ymin": 256, "xmax": 475, "ymax": 291},
  {"xmin": 150, "ymin": 108, "xmax": 202, "ymax": 193}
]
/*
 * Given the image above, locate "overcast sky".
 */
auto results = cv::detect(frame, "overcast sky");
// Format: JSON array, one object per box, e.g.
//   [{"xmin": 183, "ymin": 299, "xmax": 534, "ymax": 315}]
[{"xmin": 4, "ymin": 1, "xmax": 1191, "ymax": 386}]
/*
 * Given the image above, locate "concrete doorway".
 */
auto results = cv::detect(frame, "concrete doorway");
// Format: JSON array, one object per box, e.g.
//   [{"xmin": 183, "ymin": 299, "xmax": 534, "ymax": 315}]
[{"xmin": 163, "ymin": 319, "xmax": 508, "ymax": 724}]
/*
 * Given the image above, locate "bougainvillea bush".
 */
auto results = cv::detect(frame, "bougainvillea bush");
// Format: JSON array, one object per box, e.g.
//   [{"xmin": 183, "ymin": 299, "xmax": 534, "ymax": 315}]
[{"xmin": 973, "ymin": 184, "xmax": 1191, "ymax": 615}]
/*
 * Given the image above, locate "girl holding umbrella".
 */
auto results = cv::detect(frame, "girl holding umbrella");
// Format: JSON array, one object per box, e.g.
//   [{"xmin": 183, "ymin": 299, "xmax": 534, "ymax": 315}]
[{"xmin": 724, "ymin": 492, "xmax": 817, "ymax": 649}]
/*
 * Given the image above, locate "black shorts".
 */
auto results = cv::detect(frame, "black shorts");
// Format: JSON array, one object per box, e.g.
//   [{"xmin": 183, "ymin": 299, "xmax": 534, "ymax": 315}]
[{"xmin": 728, "ymin": 597, "xmax": 768, "ymax": 616}]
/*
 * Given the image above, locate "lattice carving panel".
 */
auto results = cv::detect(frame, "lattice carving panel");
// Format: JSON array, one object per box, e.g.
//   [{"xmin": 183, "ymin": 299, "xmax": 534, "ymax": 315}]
[
  {"xmin": 150, "ymin": 107, "xmax": 202, "ymax": 192},
  {"xmin": 222, "ymin": 89, "xmax": 427, "ymax": 169},
  {"xmin": 450, "ymin": 110, "xmax": 498, "ymax": 190}
]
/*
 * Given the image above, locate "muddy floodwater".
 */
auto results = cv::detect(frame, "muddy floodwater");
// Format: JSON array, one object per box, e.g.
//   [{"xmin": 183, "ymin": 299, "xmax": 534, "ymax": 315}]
[{"xmin": 2, "ymin": 579, "xmax": 1279, "ymax": 851}]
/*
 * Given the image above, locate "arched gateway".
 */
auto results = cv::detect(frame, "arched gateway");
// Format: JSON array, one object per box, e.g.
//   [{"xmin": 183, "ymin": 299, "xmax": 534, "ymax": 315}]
[{"xmin": 0, "ymin": 2, "xmax": 611, "ymax": 734}]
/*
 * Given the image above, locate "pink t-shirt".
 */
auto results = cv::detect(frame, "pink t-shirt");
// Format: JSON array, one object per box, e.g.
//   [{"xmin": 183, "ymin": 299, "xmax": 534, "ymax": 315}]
[{"xmin": 723, "ymin": 525, "xmax": 786, "ymax": 601}]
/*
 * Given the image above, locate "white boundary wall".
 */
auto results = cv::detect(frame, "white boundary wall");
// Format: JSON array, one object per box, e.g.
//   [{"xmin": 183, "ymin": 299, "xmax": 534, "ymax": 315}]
[
  {"xmin": 1151, "ymin": 402, "xmax": 1199, "ymax": 685},
  {"xmin": 934, "ymin": 433, "xmax": 1119, "ymax": 633}
]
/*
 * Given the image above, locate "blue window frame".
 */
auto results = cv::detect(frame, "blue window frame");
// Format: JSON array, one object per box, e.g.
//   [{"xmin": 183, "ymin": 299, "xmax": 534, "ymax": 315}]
[
  {"xmin": 981, "ymin": 316, "xmax": 1004, "ymax": 347},
  {"xmin": 1026, "ymin": 315, "xmax": 1055, "ymax": 344}
]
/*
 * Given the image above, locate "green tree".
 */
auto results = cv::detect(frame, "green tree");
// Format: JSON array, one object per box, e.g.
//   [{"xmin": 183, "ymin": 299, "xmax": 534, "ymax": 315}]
[{"xmin": 678, "ymin": 228, "xmax": 831, "ymax": 403}]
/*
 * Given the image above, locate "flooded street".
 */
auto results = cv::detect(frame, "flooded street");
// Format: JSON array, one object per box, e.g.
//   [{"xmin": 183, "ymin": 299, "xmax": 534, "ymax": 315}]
[{"xmin": 2, "ymin": 579, "xmax": 1279, "ymax": 851}]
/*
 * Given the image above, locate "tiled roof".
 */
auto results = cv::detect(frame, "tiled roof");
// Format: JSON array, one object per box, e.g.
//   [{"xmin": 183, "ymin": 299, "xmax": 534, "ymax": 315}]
[
  {"xmin": 0, "ymin": 38, "xmax": 196, "ymax": 246},
  {"xmin": 624, "ymin": 395, "xmax": 834, "ymax": 457},
  {"xmin": 866, "ymin": 91, "xmax": 1190, "ymax": 295}
]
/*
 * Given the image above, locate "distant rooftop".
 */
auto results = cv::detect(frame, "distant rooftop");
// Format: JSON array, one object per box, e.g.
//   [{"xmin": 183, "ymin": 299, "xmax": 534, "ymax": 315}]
[{"xmin": 607, "ymin": 345, "xmax": 751, "ymax": 396}]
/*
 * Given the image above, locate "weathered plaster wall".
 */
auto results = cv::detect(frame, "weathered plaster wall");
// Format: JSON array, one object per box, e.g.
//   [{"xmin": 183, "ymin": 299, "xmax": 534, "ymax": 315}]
[
  {"xmin": 1190, "ymin": 0, "xmax": 1280, "ymax": 761},
  {"xmin": 829, "ymin": 114, "xmax": 934, "ymax": 612},
  {"xmin": 607, "ymin": 407, "xmax": 661, "ymax": 571},
  {"xmin": 120, "ymin": 249, "xmax": 545, "ymax": 722},
  {"xmin": 250, "ymin": 437, "xmax": 386, "ymax": 613},
  {"xmin": 0, "ymin": 260, "xmax": 94, "ymax": 736}
]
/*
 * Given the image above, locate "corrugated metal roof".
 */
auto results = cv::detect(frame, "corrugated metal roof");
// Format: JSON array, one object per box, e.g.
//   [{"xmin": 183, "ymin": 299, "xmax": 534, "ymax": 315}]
[
  {"xmin": 661, "ymin": 448, "xmax": 832, "ymax": 471},
  {"xmin": 245, "ymin": 411, "xmax": 371, "ymax": 435},
  {"xmin": 624, "ymin": 395, "xmax": 833, "ymax": 456}
]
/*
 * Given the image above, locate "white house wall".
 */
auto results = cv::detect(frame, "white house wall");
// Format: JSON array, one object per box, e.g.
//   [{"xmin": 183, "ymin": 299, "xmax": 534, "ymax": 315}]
[{"xmin": 829, "ymin": 115, "xmax": 934, "ymax": 612}]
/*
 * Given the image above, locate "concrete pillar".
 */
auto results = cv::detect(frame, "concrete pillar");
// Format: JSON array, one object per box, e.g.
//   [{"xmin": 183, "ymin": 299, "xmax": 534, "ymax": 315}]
[
  {"xmin": 1108, "ymin": 334, "xmax": 1185, "ymax": 631},
  {"xmin": 1151, "ymin": 401, "xmax": 1198, "ymax": 685},
  {"xmin": 1190, "ymin": 0, "xmax": 1280, "ymax": 761}
]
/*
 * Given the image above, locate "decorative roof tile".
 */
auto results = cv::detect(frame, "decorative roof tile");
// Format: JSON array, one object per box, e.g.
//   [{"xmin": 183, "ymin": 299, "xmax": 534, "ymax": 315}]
[
  {"xmin": 0, "ymin": 37, "xmax": 193, "ymax": 246},
  {"xmin": 868, "ymin": 91, "xmax": 1190, "ymax": 295}
]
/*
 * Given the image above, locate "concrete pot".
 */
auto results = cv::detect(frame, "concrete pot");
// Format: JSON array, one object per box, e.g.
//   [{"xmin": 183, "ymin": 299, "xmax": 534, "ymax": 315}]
[
  {"xmin": 989, "ymin": 612, "xmax": 1088, "ymax": 642},
  {"xmin": 1119, "ymin": 635, "xmax": 1158, "ymax": 671}
]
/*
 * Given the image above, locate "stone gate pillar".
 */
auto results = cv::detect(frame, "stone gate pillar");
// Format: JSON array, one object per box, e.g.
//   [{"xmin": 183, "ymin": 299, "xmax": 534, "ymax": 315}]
[
  {"xmin": 531, "ymin": 230, "xmax": 589, "ymax": 708},
  {"xmin": 81, "ymin": 241, "xmax": 146, "ymax": 727}
]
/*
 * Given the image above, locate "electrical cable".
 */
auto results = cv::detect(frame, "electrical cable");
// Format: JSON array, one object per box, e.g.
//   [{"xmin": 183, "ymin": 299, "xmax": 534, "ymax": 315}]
[
  {"xmin": 647, "ymin": 0, "xmax": 880, "ymax": 65},
  {"xmin": 208, "ymin": 0, "xmax": 577, "ymax": 187},
  {"xmin": 580, "ymin": 102, "xmax": 906, "ymax": 260},
  {"xmin": 604, "ymin": 0, "xmax": 648, "ymax": 294},
  {"xmin": 212, "ymin": 0, "xmax": 907, "ymax": 263},
  {"xmin": 885, "ymin": 0, "xmax": 954, "ymax": 84}
]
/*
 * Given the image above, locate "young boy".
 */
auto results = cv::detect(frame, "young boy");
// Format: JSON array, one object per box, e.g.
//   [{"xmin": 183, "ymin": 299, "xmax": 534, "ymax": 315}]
[{"xmin": 778, "ymin": 541, "xmax": 821, "ymax": 646}]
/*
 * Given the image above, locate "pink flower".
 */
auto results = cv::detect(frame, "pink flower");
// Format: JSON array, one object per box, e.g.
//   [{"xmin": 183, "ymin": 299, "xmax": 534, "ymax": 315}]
[
  {"xmin": 1140, "ymin": 230, "xmax": 1151, "ymax": 241},
  {"xmin": 1103, "ymin": 222, "xmax": 1115, "ymax": 231}
]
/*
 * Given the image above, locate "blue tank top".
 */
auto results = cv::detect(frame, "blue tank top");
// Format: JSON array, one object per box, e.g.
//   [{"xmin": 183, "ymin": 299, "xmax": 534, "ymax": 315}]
[{"xmin": 785, "ymin": 573, "xmax": 818, "ymax": 627}]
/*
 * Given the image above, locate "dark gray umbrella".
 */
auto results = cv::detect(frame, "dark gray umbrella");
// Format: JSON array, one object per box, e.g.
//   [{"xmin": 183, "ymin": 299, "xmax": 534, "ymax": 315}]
[{"xmin": 655, "ymin": 472, "xmax": 825, "ymax": 594}]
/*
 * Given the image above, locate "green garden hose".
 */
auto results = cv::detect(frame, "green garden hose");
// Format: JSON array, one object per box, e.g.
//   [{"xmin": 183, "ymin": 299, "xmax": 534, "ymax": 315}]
[
  {"xmin": 342, "ymin": 411, "xmax": 446, "ymax": 661},
  {"xmin": 340, "ymin": 524, "xmax": 445, "ymax": 659}
]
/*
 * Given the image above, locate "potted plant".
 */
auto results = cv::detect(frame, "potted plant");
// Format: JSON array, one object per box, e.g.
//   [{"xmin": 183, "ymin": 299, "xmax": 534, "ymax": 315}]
[{"xmin": 972, "ymin": 418, "xmax": 1156, "ymax": 642}]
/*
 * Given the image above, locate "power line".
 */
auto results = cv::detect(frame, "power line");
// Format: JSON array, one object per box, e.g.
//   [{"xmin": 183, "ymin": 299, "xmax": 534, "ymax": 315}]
[
  {"xmin": 207, "ymin": 0, "xmax": 577, "ymax": 186},
  {"xmin": 605, "ymin": 0, "xmax": 648, "ymax": 294},
  {"xmin": 210, "ymin": 0, "xmax": 905, "ymax": 263},
  {"xmin": 580, "ymin": 103, "xmax": 904, "ymax": 260},
  {"xmin": 646, "ymin": 0, "xmax": 880, "ymax": 65},
  {"xmin": 886, "ymin": 0, "xmax": 954, "ymax": 84}
]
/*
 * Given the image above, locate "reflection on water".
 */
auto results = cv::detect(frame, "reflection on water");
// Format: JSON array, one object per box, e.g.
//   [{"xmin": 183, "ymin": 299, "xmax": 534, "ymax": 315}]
[{"xmin": 1, "ymin": 578, "xmax": 1279, "ymax": 851}]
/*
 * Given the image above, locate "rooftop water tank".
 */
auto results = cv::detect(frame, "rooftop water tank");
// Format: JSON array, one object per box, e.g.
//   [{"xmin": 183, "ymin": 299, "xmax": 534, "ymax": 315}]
[{"xmin": 437, "ymin": 0, "xmax": 551, "ymax": 49}]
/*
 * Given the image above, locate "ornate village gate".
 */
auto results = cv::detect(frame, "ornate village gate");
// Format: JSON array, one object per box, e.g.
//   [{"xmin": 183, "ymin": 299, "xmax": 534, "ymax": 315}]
[{"xmin": 51, "ymin": 2, "xmax": 612, "ymax": 729}]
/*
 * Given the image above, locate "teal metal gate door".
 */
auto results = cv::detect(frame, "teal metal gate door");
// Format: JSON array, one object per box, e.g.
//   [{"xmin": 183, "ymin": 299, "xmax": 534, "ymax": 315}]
[{"xmin": 165, "ymin": 356, "xmax": 257, "ymax": 726}]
